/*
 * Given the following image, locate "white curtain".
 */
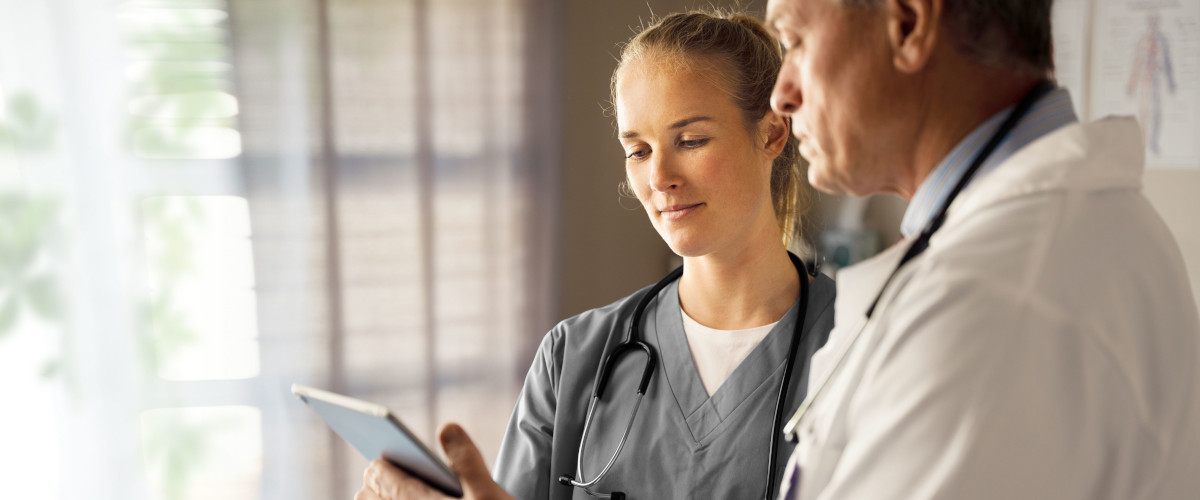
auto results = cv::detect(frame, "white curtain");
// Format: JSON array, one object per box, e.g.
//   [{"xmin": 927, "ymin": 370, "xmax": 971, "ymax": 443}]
[{"xmin": 0, "ymin": 0, "xmax": 559, "ymax": 498}]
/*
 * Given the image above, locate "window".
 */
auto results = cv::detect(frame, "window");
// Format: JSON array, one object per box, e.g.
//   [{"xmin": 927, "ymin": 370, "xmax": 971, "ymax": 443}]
[{"xmin": 0, "ymin": 0, "xmax": 558, "ymax": 498}]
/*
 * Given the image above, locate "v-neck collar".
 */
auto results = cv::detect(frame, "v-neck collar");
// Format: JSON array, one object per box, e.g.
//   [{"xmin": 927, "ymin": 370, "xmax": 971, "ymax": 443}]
[{"xmin": 649, "ymin": 279, "xmax": 802, "ymax": 444}]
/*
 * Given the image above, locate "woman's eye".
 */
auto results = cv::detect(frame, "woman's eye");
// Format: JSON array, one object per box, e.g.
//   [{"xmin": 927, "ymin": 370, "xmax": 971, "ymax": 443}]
[
  {"xmin": 626, "ymin": 148, "xmax": 650, "ymax": 160},
  {"xmin": 679, "ymin": 138, "xmax": 709, "ymax": 149}
]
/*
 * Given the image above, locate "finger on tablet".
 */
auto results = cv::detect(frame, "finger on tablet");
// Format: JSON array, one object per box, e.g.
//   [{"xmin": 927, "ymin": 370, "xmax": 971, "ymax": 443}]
[
  {"xmin": 355, "ymin": 485, "xmax": 384, "ymax": 500},
  {"xmin": 366, "ymin": 458, "xmax": 442, "ymax": 499}
]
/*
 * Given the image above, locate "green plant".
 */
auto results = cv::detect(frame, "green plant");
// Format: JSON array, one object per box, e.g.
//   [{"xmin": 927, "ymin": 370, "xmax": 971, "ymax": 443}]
[
  {"xmin": 0, "ymin": 193, "xmax": 63, "ymax": 338},
  {"xmin": 0, "ymin": 91, "xmax": 58, "ymax": 152}
]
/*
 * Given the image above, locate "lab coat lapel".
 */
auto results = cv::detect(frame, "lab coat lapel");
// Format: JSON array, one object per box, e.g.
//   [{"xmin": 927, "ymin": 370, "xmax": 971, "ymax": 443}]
[
  {"xmin": 805, "ymin": 238, "xmax": 916, "ymax": 400},
  {"xmin": 790, "ymin": 238, "xmax": 920, "ymax": 500}
]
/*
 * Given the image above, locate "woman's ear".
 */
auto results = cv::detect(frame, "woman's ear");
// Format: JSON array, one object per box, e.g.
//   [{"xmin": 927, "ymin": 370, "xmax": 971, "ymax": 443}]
[
  {"xmin": 761, "ymin": 112, "xmax": 790, "ymax": 159},
  {"xmin": 886, "ymin": 0, "xmax": 941, "ymax": 73}
]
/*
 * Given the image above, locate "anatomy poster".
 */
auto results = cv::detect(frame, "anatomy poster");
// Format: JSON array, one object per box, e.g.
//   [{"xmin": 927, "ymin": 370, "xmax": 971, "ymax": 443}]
[
  {"xmin": 1052, "ymin": 0, "xmax": 1090, "ymax": 113},
  {"xmin": 1090, "ymin": 0, "xmax": 1200, "ymax": 169}
]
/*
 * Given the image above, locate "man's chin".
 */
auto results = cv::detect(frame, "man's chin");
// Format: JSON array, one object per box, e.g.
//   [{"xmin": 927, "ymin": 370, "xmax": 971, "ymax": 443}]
[{"xmin": 807, "ymin": 166, "xmax": 847, "ymax": 196}]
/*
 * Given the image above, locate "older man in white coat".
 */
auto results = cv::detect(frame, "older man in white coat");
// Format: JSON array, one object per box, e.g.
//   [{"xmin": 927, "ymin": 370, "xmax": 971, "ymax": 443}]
[{"xmin": 765, "ymin": 0, "xmax": 1200, "ymax": 499}]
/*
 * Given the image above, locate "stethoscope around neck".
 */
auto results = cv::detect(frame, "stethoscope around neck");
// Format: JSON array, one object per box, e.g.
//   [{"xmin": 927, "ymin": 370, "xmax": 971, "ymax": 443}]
[
  {"xmin": 782, "ymin": 79, "xmax": 1057, "ymax": 444},
  {"xmin": 558, "ymin": 252, "xmax": 813, "ymax": 500},
  {"xmin": 556, "ymin": 251, "xmax": 811, "ymax": 498}
]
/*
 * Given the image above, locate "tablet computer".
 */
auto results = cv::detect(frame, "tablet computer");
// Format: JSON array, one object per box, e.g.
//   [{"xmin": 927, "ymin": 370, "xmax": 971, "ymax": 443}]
[{"xmin": 291, "ymin": 384, "xmax": 463, "ymax": 497}]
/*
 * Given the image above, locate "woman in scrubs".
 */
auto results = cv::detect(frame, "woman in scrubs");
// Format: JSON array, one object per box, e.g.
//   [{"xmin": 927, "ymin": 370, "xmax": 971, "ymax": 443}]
[{"xmin": 356, "ymin": 9, "xmax": 835, "ymax": 500}]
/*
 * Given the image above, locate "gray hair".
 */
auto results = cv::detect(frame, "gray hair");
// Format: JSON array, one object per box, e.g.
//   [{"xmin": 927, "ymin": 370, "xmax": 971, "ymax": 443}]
[{"xmin": 842, "ymin": 0, "xmax": 1054, "ymax": 72}]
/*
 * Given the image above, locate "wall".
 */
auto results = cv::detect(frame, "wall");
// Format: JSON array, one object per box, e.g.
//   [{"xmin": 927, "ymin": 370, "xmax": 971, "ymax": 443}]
[{"xmin": 1145, "ymin": 172, "xmax": 1200, "ymax": 313}]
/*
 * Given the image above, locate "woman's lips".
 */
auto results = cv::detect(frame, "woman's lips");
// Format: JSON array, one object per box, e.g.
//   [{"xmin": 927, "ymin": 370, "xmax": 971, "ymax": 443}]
[{"xmin": 660, "ymin": 203, "xmax": 703, "ymax": 222}]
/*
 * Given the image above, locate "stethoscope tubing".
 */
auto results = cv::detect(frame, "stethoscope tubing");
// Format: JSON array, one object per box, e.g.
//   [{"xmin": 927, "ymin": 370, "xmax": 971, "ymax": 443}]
[
  {"xmin": 558, "ymin": 267, "xmax": 681, "ymax": 493},
  {"xmin": 561, "ymin": 253, "xmax": 811, "ymax": 500},
  {"xmin": 764, "ymin": 253, "xmax": 811, "ymax": 499},
  {"xmin": 571, "ymin": 394, "xmax": 646, "ymax": 488}
]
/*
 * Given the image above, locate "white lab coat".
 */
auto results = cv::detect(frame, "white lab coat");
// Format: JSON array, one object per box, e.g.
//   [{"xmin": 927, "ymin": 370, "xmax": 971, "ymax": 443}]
[{"xmin": 788, "ymin": 117, "xmax": 1200, "ymax": 500}]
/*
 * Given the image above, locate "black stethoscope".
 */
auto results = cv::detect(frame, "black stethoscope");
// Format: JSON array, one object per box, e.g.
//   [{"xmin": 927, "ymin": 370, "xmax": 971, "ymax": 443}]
[
  {"xmin": 557, "ymin": 252, "xmax": 812, "ymax": 500},
  {"xmin": 782, "ymin": 79, "xmax": 1057, "ymax": 443}
]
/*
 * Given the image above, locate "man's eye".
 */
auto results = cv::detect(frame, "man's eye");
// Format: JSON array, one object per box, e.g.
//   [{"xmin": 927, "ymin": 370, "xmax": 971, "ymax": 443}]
[{"xmin": 780, "ymin": 34, "xmax": 801, "ymax": 51}]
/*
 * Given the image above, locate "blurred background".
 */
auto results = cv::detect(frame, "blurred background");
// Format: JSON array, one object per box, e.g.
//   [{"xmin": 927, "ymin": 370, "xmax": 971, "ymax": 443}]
[{"xmin": 1, "ymin": 0, "xmax": 1196, "ymax": 499}]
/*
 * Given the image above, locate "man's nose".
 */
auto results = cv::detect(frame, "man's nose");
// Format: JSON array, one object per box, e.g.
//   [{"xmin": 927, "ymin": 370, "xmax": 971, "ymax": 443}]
[{"xmin": 771, "ymin": 71, "xmax": 801, "ymax": 115}]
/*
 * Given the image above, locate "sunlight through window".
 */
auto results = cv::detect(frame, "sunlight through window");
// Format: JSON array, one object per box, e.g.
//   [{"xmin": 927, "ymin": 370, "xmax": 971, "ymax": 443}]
[
  {"xmin": 140, "ymin": 406, "xmax": 262, "ymax": 500},
  {"xmin": 141, "ymin": 195, "xmax": 259, "ymax": 380},
  {"xmin": 121, "ymin": 0, "xmax": 240, "ymax": 160}
]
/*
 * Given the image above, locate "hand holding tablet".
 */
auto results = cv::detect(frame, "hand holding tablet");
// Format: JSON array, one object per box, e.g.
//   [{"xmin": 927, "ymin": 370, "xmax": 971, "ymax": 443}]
[
  {"xmin": 359, "ymin": 424, "xmax": 513, "ymax": 500},
  {"xmin": 292, "ymin": 384, "xmax": 515, "ymax": 500}
]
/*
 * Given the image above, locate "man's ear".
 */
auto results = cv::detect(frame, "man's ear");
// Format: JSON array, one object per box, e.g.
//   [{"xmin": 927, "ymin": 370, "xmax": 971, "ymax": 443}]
[
  {"xmin": 761, "ymin": 112, "xmax": 790, "ymax": 159},
  {"xmin": 886, "ymin": 0, "xmax": 941, "ymax": 73}
]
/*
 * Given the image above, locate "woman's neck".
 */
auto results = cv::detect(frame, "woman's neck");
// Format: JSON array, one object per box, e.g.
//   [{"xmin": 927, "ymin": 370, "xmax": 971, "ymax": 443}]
[{"xmin": 678, "ymin": 241, "xmax": 801, "ymax": 331}]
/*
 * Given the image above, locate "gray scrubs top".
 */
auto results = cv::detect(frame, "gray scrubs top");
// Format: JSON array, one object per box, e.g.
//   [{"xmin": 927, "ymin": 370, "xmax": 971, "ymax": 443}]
[{"xmin": 493, "ymin": 274, "xmax": 836, "ymax": 500}]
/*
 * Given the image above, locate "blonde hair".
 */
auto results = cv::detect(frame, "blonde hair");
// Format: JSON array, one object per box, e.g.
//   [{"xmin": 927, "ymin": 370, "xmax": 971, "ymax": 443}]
[{"xmin": 612, "ymin": 9, "xmax": 812, "ymax": 247}]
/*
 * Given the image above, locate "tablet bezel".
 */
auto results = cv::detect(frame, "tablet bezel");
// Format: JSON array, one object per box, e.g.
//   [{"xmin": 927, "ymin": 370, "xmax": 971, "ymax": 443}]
[{"xmin": 291, "ymin": 384, "xmax": 463, "ymax": 497}]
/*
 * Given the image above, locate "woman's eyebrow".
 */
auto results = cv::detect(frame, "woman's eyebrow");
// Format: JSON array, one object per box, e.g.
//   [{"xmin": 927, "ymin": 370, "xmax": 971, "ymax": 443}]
[
  {"xmin": 670, "ymin": 116, "xmax": 713, "ymax": 129},
  {"xmin": 620, "ymin": 116, "xmax": 713, "ymax": 139}
]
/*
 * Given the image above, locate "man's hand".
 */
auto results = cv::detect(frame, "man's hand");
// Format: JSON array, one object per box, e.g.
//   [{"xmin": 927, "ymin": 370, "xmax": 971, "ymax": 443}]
[{"xmin": 355, "ymin": 423, "xmax": 516, "ymax": 500}]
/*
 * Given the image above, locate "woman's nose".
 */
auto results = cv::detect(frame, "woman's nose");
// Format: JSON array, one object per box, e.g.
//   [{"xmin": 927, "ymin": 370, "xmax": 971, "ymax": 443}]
[{"xmin": 648, "ymin": 154, "xmax": 680, "ymax": 193}]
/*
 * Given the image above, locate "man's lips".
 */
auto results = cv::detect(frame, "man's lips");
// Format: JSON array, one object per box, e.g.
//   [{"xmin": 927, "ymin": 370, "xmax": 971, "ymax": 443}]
[
  {"xmin": 798, "ymin": 140, "xmax": 815, "ymax": 160},
  {"xmin": 796, "ymin": 132, "xmax": 816, "ymax": 159}
]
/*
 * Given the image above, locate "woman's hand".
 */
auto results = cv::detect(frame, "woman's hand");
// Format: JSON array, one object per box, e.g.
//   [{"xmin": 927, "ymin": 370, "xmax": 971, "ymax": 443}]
[{"xmin": 355, "ymin": 423, "xmax": 516, "ymax": 500}]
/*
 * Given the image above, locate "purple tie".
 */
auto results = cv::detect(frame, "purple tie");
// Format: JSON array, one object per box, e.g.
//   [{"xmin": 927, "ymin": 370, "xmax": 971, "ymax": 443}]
[{"xmin": 776, "ymin": 458, "xmax": 801, "ymax": 500}]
